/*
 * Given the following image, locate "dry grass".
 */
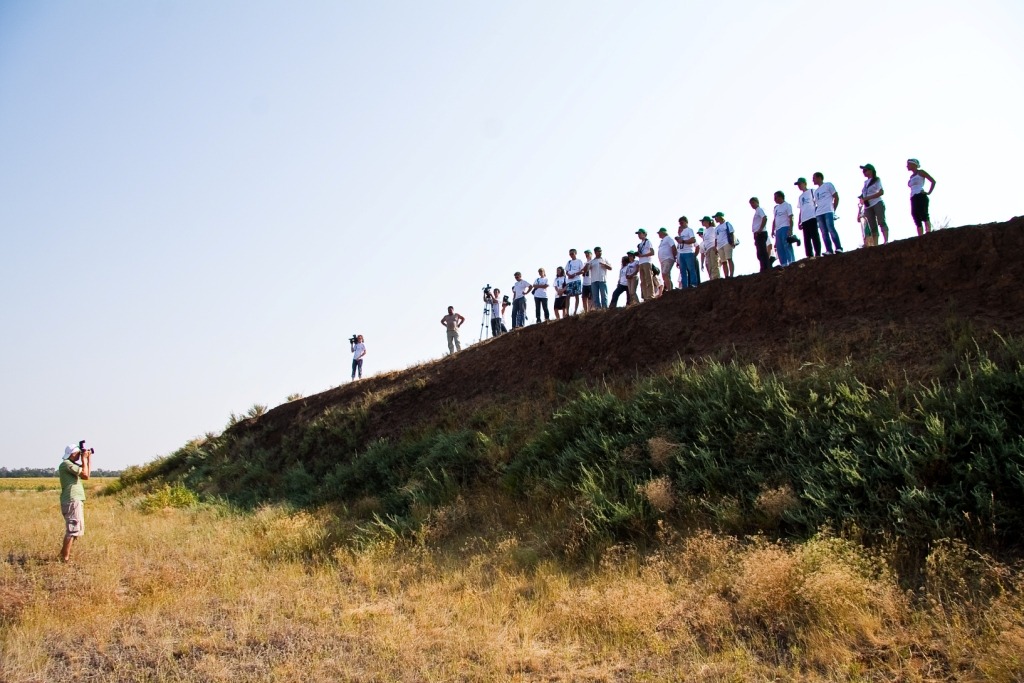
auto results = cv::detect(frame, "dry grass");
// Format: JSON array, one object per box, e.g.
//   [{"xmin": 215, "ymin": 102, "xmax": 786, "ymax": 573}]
[{"xmin": 2, "ymin": 489, "xmax": 1023, "ymax": 682}]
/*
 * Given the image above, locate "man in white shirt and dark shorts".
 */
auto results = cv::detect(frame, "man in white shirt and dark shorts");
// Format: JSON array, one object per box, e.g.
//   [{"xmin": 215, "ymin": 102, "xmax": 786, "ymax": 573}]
[{"xmin": 564, "ymin": 249, "xmax": 585, "ymax": 315}]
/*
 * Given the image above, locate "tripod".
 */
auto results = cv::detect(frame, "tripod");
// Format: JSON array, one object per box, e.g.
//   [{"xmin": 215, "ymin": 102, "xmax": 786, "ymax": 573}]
[{"xmin": 479, "ymin": 301, "xmax": 493, "ymax": 342}]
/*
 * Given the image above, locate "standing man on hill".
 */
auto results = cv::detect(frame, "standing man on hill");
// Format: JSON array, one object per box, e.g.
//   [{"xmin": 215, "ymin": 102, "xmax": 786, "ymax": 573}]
[
  {"xmin": 795, "ymin": 177, "xmax": 821, "ymax": 258},
  {"xmin": 657, "ymin": 227, "xmax": 677, "ymax": 292},
  {"xmin": 59, "ymin": 442, "xmax": 92, "ymax": 562},
  {"xmin": 588, "ymin": 247, "xmax": 612, "ymax": 309},
  {"xmin": 699, "ymin": 216, "xmax": 720, "ymax": 280},
  {"xmin": 635, "ymin": 229, "xmax": 655, "ymax": 301},
  {"xmin": 749, "ymin": 198, "xmax": 771, "ymax": 272},
  {"xmin": 713, "ymin": 212, "xmax": 736, "ymax": 278},
  {"xmin": 440, "ymin": 306, "xmax": 466, "ymax": 354},
  {"xmin": 510, "ymin": 272, "xmax": 532, "ymax": 328},
  {"xmin": 772, "ymin": 191, "xmax": 796, "ymax": 267},
  {"xmin": 350, "ymin": 335, "xmax": 366, "ymax": 380},
  {"xmin": 564, "ymin": 249, "xmax": 585, "ymax": 315},
  {"xmin": 813, "ymin": 171, "xmax": 842, "ymax": 254},
  {"xmin": 676, "ymin": 216, "xmax": 699, "ymax": 288}
]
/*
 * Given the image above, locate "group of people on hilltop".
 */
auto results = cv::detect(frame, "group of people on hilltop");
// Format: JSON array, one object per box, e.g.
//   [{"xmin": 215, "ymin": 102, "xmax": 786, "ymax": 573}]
[{"xmin": 475, "ymin": 158, "xmax": 938, "ymax": 335}]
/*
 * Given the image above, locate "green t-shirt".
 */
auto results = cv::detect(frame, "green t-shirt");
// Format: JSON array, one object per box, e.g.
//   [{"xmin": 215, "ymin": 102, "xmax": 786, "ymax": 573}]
[{"xmin": 59, "ymin": 460, "xmax": 86, "ymax": 505}]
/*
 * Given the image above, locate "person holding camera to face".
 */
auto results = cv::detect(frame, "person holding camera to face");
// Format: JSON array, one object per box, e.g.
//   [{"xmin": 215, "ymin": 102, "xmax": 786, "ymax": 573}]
[
  {"xmin": 349, "ymin": 334, "xmax": 366, "ymax": 380},
  {"xmin": 58, "ymin": 441, "xmax": 92, "ymax": 562}
]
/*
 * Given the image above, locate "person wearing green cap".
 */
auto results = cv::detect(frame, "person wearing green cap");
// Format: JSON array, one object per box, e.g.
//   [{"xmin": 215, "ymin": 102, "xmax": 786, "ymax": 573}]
[
  {"xmin": 713, "ymin": 212, "xmax": 736, "ymax": 278},
  {"xmin": 635, "ymin": 229, "xmax": 655, "ymax": 301},
  {"xmin": 795, "ymin": 177, "xmax": 822, "ymax": 258},
  {"xmin": 699, "ymin": 216, "xmax": 720, "ymax": 280}
]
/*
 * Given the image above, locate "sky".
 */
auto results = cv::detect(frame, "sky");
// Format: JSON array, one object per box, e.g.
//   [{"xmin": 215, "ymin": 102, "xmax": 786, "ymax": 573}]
[{"xmin": 2, "ymin": 0, "xmax": 1022, "ymax": 470}]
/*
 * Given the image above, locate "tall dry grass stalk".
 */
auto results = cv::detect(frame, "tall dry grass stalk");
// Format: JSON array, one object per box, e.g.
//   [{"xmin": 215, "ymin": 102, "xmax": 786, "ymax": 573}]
[{"xmin": 2, "ymin": 487, "xmax": 1023, "ymax": 682}]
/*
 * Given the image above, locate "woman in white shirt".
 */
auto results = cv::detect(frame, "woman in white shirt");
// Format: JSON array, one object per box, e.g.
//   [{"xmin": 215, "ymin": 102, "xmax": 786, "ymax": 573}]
[
  {"xmin": 907, "ymin": 158, "xmax": 937, "ymax": 236},
  {"xmin": 553, "ymin": 266, "xmax": 568, "ymax": 320},
  {"xmin": 610, "ymin": 256, "xmax": 631, "ymax": 308}
]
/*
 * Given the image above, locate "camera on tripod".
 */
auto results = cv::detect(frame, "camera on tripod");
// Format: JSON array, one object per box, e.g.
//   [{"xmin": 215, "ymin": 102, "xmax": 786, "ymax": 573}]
[{"xmin": 482, "ymin": 284, "xmax": 493, "ymax": 302}]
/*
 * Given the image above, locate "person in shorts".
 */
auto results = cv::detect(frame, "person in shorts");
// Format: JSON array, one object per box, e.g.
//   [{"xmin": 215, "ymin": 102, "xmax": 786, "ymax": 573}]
[
  {"xmin": 59, "ymin": 443, "xmax": 92, "ymax": 562},
  {"xmin": 859, "ymin": 163, "xmax": 888, "ymax": 245},
  {"xmin": 564, "ymin": 249, "xmax": 585, "ymax": 315},
  {"xmin": 907, "ymin": 158, "xmax": 936, "ymax": 236},
  {"xmin": 553, "ymin": 266, "xmax": 569, "ymax": 319},
  {"xmin": 713, "ymin": 212, "xmax": 735, "ymax": 277}
]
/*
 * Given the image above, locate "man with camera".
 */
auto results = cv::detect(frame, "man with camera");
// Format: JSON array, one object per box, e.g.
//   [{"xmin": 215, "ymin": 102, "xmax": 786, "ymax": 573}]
[
  {"xmin": 441, "ymin": 305, "xmax": 466, "ymax": 354},
  {"xmin": 58, "ymin": 441, "xmax": 92, "ymax": 563},
  {"xmin": 349, "ymin": 334, "xmax": 366, "ymax": 380},
  {"xmin": 486, "ymin": 287, "xmax": 504, "ymax": 336}
]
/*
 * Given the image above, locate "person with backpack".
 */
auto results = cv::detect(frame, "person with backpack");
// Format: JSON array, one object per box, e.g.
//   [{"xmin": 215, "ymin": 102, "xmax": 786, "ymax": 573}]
[{"xmin": 713, "ymin": 212, "xmax": 736, "ymax": 278}]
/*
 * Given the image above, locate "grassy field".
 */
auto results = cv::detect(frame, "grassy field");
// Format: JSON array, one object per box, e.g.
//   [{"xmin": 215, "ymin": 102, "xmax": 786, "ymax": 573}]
[
  {"xmin": 0, "ymin": 477, "xmax": 116, "ymax": 493},
  {"xmin": 2, "ymin": 487, "xmax": 1023, "ymax": 682}
]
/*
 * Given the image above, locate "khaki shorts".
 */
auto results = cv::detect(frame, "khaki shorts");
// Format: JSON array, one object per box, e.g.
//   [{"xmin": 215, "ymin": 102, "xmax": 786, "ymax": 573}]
[
  {"xmin": 62, "ymin": 500, "xmax": 84, "ymax": 538},
  {"xmin": 718, "ymin": 243, "xmax": 734, "ymax": 261}
]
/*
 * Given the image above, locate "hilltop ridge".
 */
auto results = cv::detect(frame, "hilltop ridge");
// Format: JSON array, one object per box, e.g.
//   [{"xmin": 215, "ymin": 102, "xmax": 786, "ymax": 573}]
[{"xmin": 247, "ymin": 216, "xmax": 1024, "ymax": 447}]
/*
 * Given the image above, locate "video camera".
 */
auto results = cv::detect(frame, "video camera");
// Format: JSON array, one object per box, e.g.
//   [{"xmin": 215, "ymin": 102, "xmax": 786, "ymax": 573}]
[
  {"xmin": 482, "ymin": 284, "xmax": 494, "ymax": 303},
  {"xmin": 349, "ymin": 335, "xmax": 360, "ymax": 345}
]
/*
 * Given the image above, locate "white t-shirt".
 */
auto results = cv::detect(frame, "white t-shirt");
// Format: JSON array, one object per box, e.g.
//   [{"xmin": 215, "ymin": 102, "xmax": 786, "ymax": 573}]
[
  {"xmin": 490, "ymin": 298, "xmax": 501, "ymax": 318},
  {"xmin": 774, "ymin": 202, "xmax": 793, "ymax": 229},
  {"xmin": 352, "ymin": 342, "xmax": 366, "ymax": 360},
  {"xmin": 617, "ymin": 267, "xmax": 629, "ymax": 287},
  {"xmin": 588, "ymin": 257, "xmax": 610, "ymax": 283},
  {"xmin": 658, "ymin": 235, "xmax": 676, "ymax": 261},
  {"xmin": 701, "ymin": 229, "xmax": 717, "ymax": 253},
  {"xmin": 565, "ymin": 258, "xmax": 584, "ymax": 283},
  {"xmin": 636, "ymin": 239, "xmax": 653, "ymax": 264},
  {"xmin": 751, "ymin": 206, "xmax": 767, "ymax": 233},
  {"xmin": 797, "ymin": 189, "xmax": 816, "ymax": 224},
  {"xmin": 909, "ymin": 173, "xmax": 926, "ymax": 196},
  {"xmin": 533, "ymin": 277, "xmax": 548, "ymax": 298},
  {"xmin": 676, "ymin": 227, "xmax": 696, "ymax": 254},
  {"xmin": 862, "ymin": 177, "xmax": 883, "ymax": 207},
  {"xmin": 814, "ymin": 182, "xmax": 838, "ymax": 216},
  {"xmin": 624, "ymin": 261, "xmax": 639, "ymax": 278},
  {"xmin": 554, "ymin": 275, "xmax": 567, "ymax": 294},
  {"xmin": 714, "ymin": 222, "xmax": 734, "ymax": 249},
  {"xmin": 512, "ymin": 279, "xmax": 530, "ymax": 300}
]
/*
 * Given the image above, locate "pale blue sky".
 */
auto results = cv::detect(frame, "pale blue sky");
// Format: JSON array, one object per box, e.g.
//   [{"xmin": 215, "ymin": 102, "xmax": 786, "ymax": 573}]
[{"xmin": 2, "ymin": 1, "xmax": 1022, "ymax": 469}]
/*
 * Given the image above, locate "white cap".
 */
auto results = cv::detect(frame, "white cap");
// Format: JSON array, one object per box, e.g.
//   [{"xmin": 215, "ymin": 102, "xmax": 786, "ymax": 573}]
[
  {"xmin": 907, "ymin": 158, "xmax": 920, "ymax": 166},
  {"xmin": 63, "ymin": 445, "xmax": 80, "ymax": 460}
]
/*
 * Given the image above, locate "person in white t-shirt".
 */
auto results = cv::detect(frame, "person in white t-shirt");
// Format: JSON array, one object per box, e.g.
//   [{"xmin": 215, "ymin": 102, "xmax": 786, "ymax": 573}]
[
  {"xmin": 588, "ymin": 247, "xmax": 612, "ymax": 309},
  {"xmin": 699, "ymin": 216, "xmax": 720, "ymax": 280},
  {"xmin": 713, "ymin": 212, "xmax": 736, "ymax": 278},
  {"xmin": 772, "ymin": 191, "xmax": 796, "ymax": 267},
  {"xmin": 565, "ymin": 249, "xmax": 585, "ymax": 315},
  {"xmin": 907, "ymin": 158, "xmax": 937, "ymax": 236},
  {"xmin": 610, "ymin": 255, "xmax": 631, "ymax": 308},
  {"xmin": 624, "ymin": 251, "xmax": 640, "ymax": 305},
  {"xmin": 812, "ymin": 172, "xmax": 842, "ymax": 254},
  {"xmin": 489, "ymin": 288, "xmax": 504, "ymax": 336},
  {"xmin": 350, "ymin": 335, "xmax": 366, "ymax": 380},
  {"xmin": 749, "ymin": 197, "xmax": 772, "ymax": 272},
  {"xmin": 532, "ymin": 268, "xmax": 550, "ymax": 323},
  {"xmin": 510, "ymin": 272, "xmax": 532, "ymax": 329},
  {"xmin": 656, "ymin": 227, "xmax": 677, "ymax": 293},
  {"xmin": 553, "ymin": 266, "xmax": 568, "ymax": 319},
  {"xmin": 579, "ymin": 249, "xmax": 594, "ymax": 313},
  {"xmin": 675, "ymin": 216, "xmax": 699, "ymax": 288},
  {"xmin": 795, "ymin": 177, "xmax": 822, "ymax": 258},
  {"xmin": 635, "ymin": 229, "xmax": 655, "ymax": 301},
  {"xmin": 858, "ymin": 163, "xmax": 888, "ymax": 246}
]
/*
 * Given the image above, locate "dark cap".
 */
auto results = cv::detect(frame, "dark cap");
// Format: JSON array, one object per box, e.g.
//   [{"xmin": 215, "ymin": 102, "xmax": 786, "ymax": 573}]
[
  {"xmin": 860, "ymin": 163, "xmax": 876, "ymax": 173},
  {"xmin": 794, "ymin": 177, "xmax": 807, "ymax": 186},
  {"xmin": 635, "ymin": 228, "xmax": 647, "ymax": 235},
  {"xmin": 713, "ymin": 211, "xmax": 725, "ymax": 218},
  {"xmin": 700, "ymin": 215, "xmax": 712, "ymax": 223},
  {"xmin": 627, "ymin": 250, "xmax": 637, "ymax": 255},
  {"xmin": 657, "ymin": 227, "xmax": 668, "ymax": 234}
]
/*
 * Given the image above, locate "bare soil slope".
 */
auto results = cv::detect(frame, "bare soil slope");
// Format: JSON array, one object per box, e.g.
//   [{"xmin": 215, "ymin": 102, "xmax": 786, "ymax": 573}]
[{"xmin": 248, "ymin": 217, "xmax": 1024, "ymax": 444}]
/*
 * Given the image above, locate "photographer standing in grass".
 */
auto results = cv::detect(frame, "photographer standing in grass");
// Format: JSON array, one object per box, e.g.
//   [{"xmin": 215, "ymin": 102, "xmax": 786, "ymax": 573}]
[{"xmin": 58, "ymin": 442, "xmax": 91, "ymax": 563}]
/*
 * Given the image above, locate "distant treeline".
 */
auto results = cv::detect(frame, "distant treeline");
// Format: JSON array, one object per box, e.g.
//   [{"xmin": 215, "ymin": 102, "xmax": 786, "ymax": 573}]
[{"xmin": 0, "ymin": 467, "xmax": 123, "ymax": 478}]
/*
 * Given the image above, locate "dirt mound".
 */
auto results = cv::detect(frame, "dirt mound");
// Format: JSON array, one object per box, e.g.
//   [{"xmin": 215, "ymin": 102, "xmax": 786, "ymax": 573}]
[{"xmin": 249, "ymin": 217, "xmax": 1024, "ymax": 445}]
